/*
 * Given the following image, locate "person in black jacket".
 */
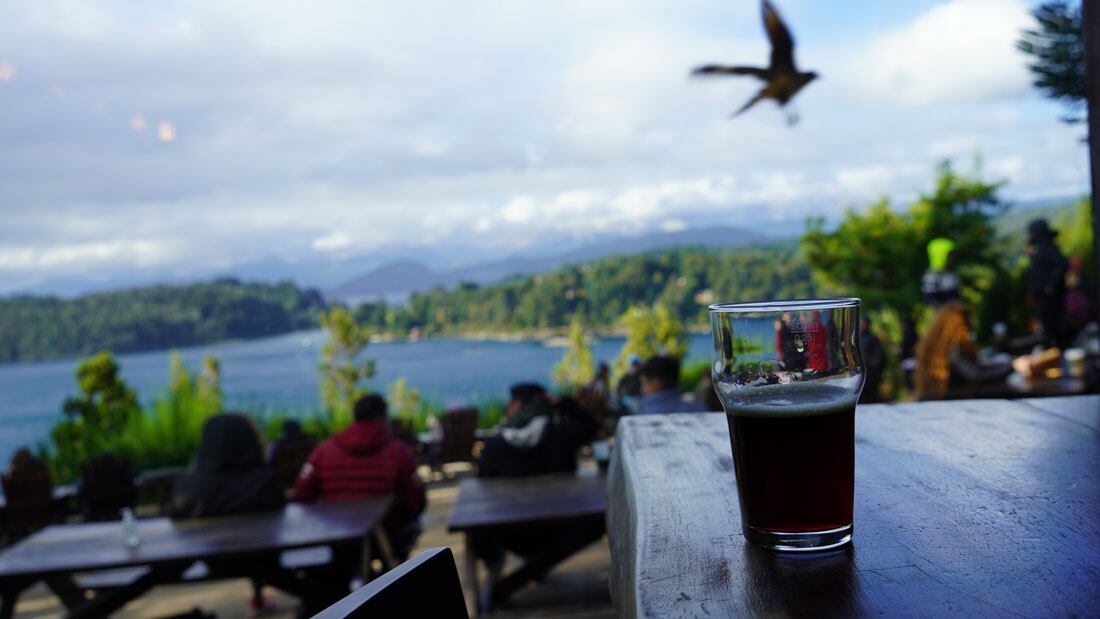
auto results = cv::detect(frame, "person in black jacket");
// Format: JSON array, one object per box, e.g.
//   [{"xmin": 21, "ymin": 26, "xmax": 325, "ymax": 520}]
[
  {"xmin": 1026, "ymin": 219, "xmax": 1069, "ymax": 348},
  {"xmin": 171, "ymin": 413, "xmax": 284, "ymax": 518}
]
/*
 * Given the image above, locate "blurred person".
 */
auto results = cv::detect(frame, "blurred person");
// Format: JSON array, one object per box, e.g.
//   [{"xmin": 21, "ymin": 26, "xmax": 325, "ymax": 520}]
[
  {"xmin": 170, "ymin": 413, "xmax": 284, "ymax": 613},
  {"xmin": 1064, "ymin": 257, "xmax": 1094, "ymax": 339},
  {"xmin": 616, "ymin": 355, "xmax": 643, "ymax": 413},
  {"xmin": 1025, "ymin": 219, "xmax": 1069, "ymax": 348},
  {"xmin": 478, "ymin": 383, "xmax": 598, "ymax": 477},
  {"xmin": 858, "ymin": 318, "xmax": 886, "ymax": 404},
  {"xmin": 294, "ymin": 394, "xmax": 425, "ymax": 560},
  {"xmin": 268, "ymin": 418, "xmax": 317, "ymax": 490},
  {"xmin": 575, "ymin": 362, "xmax": 613, "ymax": 435},
  {"xmin": 914, "ymin": 302, "xmax": 1017, "ymax": 400},
  {"xmin": 694, "ymin": 373, "xmax": 723, "ymax": 412},
  {"xmin": 171, "ymin": 413, "xmax": 284, "ymax": 518},
  {"xmin": 637, "ymin": 356, "xmax": 708, "ymax": 415},
  {"xmin": 922, "ymin": 238, "xmax": 962, "ymax": 307},
  {"xmin": 9, "ymin": 447, "xmax": 47, "ymax": 477}
]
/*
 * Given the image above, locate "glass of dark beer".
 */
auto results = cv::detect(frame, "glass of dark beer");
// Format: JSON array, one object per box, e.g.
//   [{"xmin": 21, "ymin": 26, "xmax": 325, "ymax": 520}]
[{"xmin": 709, "ymin": 298, "xmax": 864, "ymax": 551}]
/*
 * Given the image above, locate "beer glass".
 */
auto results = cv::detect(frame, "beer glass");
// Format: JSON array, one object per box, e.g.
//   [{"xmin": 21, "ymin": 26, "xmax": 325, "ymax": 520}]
[{"xmin": 710, "ymin": 298, "xmax": 864, "ymax": 551}]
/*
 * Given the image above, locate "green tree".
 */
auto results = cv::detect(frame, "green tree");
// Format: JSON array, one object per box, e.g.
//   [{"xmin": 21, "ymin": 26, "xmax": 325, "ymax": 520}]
[
  {"xmin": 1017, "ymin": 1, "xmax": 1085, "ymax": 123},
  {"xmin": 613, "ymin": 305, "xmax": 689, "ymax": 377},
  {"xmin": 1055, "ymin": 196, "xmax": 1095, "ymax": 284},
  {"xmin": 61, "ymin": 352, "xmax": 140, "ymax": 434},
  {"xmin": 802, "ymin": 161, "xmax": 1006, "ymax": 321},
  {"xmin": 552, "ymin": 316, "xmax": 595, "ymax": 392},
  {"xmin": 318, "ymin": 307, "xmax": 375, "ymax": 423}
]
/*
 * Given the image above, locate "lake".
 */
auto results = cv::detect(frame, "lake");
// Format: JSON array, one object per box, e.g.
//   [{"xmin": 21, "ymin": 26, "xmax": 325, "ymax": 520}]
[{"xmin": 0, "ymin": 330, "xmax": 716, "ymax": 464}]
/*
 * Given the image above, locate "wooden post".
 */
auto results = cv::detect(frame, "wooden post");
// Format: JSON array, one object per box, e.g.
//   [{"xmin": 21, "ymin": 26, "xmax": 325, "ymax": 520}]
[{"xmin": 1085, "ymin": 0, "xmax": 1100, "ymax": 319}]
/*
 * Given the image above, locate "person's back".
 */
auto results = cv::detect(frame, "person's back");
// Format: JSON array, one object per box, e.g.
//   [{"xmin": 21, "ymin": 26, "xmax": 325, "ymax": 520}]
[
  {"xmin": 637, "ymin": 356, "xmax": 707, "ymax": 415},
  {"xmin": 1026, "ymin": 219, "xmax": 1070, "ymax": 347},
  {"xmin": 914, "ymin": 302, "xmax": 1012, "ymax": 400},
  {"xmin": 171, "ymin": 413, "xmax": 284, "ymax": 519},
  {"xmin": 294, "ymin": 395, "xmax": 425, "ymax": 552}
]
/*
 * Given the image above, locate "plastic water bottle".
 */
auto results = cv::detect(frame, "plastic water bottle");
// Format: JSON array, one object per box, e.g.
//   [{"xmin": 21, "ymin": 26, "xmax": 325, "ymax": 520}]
[{"xmin": 120, "ymin": 508, "xmax": 140, "ymax": 548}]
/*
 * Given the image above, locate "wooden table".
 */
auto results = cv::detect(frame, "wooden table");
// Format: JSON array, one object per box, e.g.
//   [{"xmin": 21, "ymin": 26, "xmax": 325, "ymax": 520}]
[
  {"xmin": 448, "ymin": 471, "xmax": 607, "ymax": 615},
  {"xmin": 608, "ymin": 396, "xmax": 1100, "ymax": 617},
  {"xmin": 0, "ymin": 496, "xmax": 393, "ymax": 618}
]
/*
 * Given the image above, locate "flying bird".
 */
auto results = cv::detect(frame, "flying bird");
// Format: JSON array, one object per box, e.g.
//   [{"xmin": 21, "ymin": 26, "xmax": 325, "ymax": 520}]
[{"xmin": 692, "ymin": 0, "xmax": 818, "ymax": 123}]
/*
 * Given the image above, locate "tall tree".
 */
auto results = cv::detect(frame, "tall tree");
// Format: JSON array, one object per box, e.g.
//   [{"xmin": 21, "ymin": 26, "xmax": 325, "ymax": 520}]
[
  {"xmin": 613, "ymin": 305, "xmax": 689, "ymax": 377},
  {"xmin": 318, "ymin": 307, "xmax": 375, "ymax": 423},
  {"xmin": 1017, "ymin": 1, "xmax": 1086, "ymax": 123},
  {"xmin": 553, "ymin": 316, "xmax": 596, "ymax": 392},
  {"xmin": 1084, "ymin": 0, "xmax": 1100, "ymax": 311}
]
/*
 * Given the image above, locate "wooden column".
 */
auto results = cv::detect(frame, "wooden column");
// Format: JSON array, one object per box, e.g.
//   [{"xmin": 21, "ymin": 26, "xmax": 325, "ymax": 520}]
[{"xmin": 1085, "ymin": 0, "xmax": 1100, "ymax": 318}]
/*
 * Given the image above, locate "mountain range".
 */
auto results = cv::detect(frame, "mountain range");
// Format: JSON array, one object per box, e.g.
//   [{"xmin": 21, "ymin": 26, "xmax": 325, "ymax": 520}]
[{"xmin": 328, "ymin": 225, "xmax": 778, "ymax": 302}]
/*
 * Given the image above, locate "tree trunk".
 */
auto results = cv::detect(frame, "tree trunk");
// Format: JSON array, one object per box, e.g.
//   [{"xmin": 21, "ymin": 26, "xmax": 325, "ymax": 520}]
[{"xmin": 1085, "ymin": 0, "xmax": 1100, "ymax": 320}]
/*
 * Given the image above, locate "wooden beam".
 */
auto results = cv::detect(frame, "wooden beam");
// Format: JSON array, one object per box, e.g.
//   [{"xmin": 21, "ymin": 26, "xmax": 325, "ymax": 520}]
[{"xmin": 1085, "ymin": 0, "xmax": 1100, "ymax": 320}]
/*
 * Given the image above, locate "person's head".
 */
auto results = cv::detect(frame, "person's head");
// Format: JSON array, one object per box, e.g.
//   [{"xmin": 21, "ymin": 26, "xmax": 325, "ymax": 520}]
[
  {"xmin": 9, "ymin": 447, "xmax": 44, "ymax": 475},
  {"xmin": 196, "ymin": 413, "xmax": 265, "ymax": 472},
  {"xmin": 860, "ymin": 317, "xmax": 872, "ymax": 333},
  {"xmin": 628, "ymin": 354, "xmax": 641, "ymax": 371},
  {"xmin": 1027, "ymin": 218, "xmax": 1057, "ymax": 245},
  {"xmin": 914, "ymin": 301, "xmax": 974, "ymax": 400},
  {"xmin": 596, "ymin": 362, "xmax": 610, "ymax": 380},
  {"xmin": 353, "ymin": 394, "xmax": 387, "ymax": 422},
  {"xmin": 640, "ymin": 356, "xmax": 681, "ymax": 395},
  {"xmin": 507, "ymin": 383, "xmax": 547, "ymax": 415},
  {"xmin": 281, "ymin": 419, "xmax": 303, "ymax": 438}
]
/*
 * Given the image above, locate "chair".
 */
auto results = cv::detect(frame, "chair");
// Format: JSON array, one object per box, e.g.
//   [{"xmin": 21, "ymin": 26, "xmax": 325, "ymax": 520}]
[
  {"xmin": 271, "ymin": 436, "xmax": 317, "ymax": 491},
  {"xmin": 312, "ymin": 547, "xmax": 468, "ymax": 619},
  {"xmin": 388, "ymin": 417, "xmax": 417, "ymax": 449},
  {"xmin": 1, "ymin": 469, "xmax": 56, "ymax": 541},
  {"xmin": 434, "ymin": 408, "xmax": 478, "ymax": 470},
  {"xmin": 80, "ymin": 452, "xmax": 136, "ymax": 521}
]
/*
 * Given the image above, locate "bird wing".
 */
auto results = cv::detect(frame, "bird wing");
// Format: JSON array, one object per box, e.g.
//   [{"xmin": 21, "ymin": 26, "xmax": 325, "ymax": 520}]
[
  {"xmin": 762, "ymin": 0, "xmax": 796, "ymax": 72},
  {"xmin": 691, "ymin": 65, "xmax": 768, "ymax": 79}
]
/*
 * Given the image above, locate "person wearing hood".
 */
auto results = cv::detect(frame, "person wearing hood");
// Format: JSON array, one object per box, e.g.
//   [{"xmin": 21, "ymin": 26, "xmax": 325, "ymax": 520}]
[
  {"xmin": 170, "ymin": 413, "xmax": 284, "ymax": 519},
  {"xmin": 293, "ymin": 394, "xmax": 425, "ymax": 560},
  {"xmin": 1025, "ymin": 218, "xmax": 1069, "ymax": 348}
]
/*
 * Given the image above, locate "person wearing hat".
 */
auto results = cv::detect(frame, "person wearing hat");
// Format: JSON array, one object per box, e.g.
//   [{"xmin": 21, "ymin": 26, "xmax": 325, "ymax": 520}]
[
  {"xmin": 1026, "ymin": 218, "xmax": 1069, "ymax": 348},
  {"xmin": 921, "ymin": 237, "xmax": 961, "ymax": 307}
]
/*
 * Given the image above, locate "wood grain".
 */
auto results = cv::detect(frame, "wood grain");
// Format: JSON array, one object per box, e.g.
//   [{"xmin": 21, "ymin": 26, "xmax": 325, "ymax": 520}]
[{"xmin": 608, "ymin": 396, "xmax": 1100, "ymax": 617}]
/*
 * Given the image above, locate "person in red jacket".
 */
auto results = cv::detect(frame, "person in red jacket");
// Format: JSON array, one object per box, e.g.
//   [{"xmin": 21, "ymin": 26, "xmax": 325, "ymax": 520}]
[{"xmin": 295, "ymin": 394, "xmax": 426, "ymax": 560}]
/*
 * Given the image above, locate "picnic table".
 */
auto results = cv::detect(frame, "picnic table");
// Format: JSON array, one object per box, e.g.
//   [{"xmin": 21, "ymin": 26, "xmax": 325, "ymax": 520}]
[
  {"xmin": 0, "ymin": 496, "xmax": 393, "ymax": 618},
  {"xmin": 448, "ymin": 470, "xmax": 607, "ymax": 616},
  {"xmin": 607, "ymin": 395, "xmax": 1100, "ymax": 617}
]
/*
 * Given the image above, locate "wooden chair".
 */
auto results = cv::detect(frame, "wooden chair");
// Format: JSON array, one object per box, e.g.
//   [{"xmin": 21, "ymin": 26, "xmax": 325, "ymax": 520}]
[
  {"xmin": 388, "ymin": 417, "xmax": 417, "ymax": 449},
  {"xmin": 312, "ymin": 547, "xmax": 468, "ymax": 619},
  {"xmin": 433, "ymin": 408, "xmax": 478, "ymax": 471},
  {"xmin": 1, "ymin": 469, "xmax": 56, "ymax": 542},
  {"xmin": 270, "ymin": 436, "xmax": 317, "ymax": 491},
  {"xmin": 80, "ymin": 452, "xmax": 136, "ymax": 521}
]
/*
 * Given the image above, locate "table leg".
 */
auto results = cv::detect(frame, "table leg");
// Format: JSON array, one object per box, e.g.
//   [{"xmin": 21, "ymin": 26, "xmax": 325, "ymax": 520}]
[
  {"xmin": 372, "ymin": 526, "xmax": 396, "ymax": 572},
  {"xmin": 0, "ymin": 580, "xmax": 32, "ymax": 619},
  {"xmin": 463, "ymin": 531, "xmax": 481, "ymax": 618},
  {"xmin": 491, "ymin": 518, "xmax": 605, "ymax": 607},
  {"xmin": 64, "ymin": 561, "xmax": 189, "ymax": 618}
]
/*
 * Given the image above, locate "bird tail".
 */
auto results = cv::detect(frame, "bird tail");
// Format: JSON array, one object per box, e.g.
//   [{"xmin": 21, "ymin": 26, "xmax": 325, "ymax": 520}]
[
  {"xmin": 691, "ymin": 65, "xmax": 768, "ymax": 79},
  {"xmin": 732, "ymin": 90, "xmax": 768, "ymax": 117}
]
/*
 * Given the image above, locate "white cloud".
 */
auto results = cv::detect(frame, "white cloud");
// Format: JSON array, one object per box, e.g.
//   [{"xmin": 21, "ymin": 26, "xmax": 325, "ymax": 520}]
[
  {"xmin": 848, "ymin": 0, "xmax": 1032, "ymax": 106},
  {"xmin": 502, "ymin": 196, "xmax": 537, "ymax": 224},
  {"xmin": 311, "ymin": 231, "xmax": 352, "ymax": 252}
]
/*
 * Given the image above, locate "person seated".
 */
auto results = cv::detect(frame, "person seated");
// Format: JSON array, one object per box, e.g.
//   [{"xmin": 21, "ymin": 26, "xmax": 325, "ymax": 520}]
[
  {"xmin": 615, "ymin": 355, "xmax": 643, "ymax": 413},
  {"xmin": 294, "ymin": 394, "xmax": 426, "ymax": 561},
  {"xmin": 477, "ymin": 383, "xmax": 598, "ymax": 478},
  {"xmin": 914, "ymin": 302, "xmax": 1017, "ymax": 400},
  {"xmin": 170, "ymin": 413, "xmax": 285, "ymax": 613},
  {"xmin": 268, "ymin": 419, "xmax": 317, "ymax": 490},
  {"xmin": 636, "ymin": 356, "xmax": 707, "ymax": 414},
  {"xmin": 858, "ymin": 318, "xmax": 886, "ymax": 404},
  {"xmin": 170, "ymin": 413, "xmax": 284, "ymax": 518}
]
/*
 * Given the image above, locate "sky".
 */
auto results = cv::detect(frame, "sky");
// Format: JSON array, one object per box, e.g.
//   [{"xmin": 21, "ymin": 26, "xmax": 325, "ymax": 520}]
[{"xmin": 0, "ymin": 0, "xmax": 1090, "ymax": 294}]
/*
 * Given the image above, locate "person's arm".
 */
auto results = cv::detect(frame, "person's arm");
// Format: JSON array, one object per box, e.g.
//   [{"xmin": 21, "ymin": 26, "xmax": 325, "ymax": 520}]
[
  {"xmin": 948, "ymin": 346, "xmax": 1012, "ymax": 384},
  {"xmin": 394, "ymin": 446, "xmax": 426, "ymax": 518}
]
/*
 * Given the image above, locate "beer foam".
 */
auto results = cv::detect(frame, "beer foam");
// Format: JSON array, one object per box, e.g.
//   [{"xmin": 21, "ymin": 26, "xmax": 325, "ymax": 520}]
[{"xmin": 718, "ymin": 382, "xmax": 857, "ymax": 418}]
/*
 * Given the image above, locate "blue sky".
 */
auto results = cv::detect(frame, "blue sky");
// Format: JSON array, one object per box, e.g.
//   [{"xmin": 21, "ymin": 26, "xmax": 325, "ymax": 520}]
[{"xmin": 0, "ymin": 0, "xmax": 1090, "ymax": 294}]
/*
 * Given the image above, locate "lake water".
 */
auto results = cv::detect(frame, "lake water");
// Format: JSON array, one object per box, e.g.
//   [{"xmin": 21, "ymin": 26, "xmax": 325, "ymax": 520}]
[{"xmin": 0, "ymin": 330, "xmax": 716, "ymax": 464}]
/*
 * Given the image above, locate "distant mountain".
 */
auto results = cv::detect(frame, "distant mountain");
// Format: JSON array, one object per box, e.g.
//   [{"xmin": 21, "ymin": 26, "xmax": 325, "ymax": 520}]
[{"xmin": 329, "ymin": 225, "xmax": 778, "ymax": 300}]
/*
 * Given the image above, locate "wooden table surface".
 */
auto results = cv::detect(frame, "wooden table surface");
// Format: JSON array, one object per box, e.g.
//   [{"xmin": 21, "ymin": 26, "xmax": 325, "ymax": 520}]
[
  {"xmin": 0, "ymin": 496, "xmax": 392, "ymax": 580},
  {"xmin": 448, "ymin": 470, "xmax": 606, "ymax": 532},
  {"xmin": 608, "ymin": 396, "xmax": 1100, "ymax": 618}
]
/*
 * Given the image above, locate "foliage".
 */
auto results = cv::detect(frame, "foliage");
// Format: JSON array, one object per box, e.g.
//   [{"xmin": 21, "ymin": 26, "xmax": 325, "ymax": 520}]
[
  {"xmin": 552, "ymin": 316, "xmax": 595, "ymax": 392},
  {"xmin": 0, "ymin": 279, "xmax": 326, "ymax": 363},
  {"xmin": 802, "ymin": 161, "xmax": 1007, "ymax": 325},
  {"xmin": 612, "ymin": 305, "xmax": 689, "ymax": 377},
  {"xmin": 318, "ymin": 306, "xmax": 376, "ymax": 425},
  {"xmin": 1017, "ymin": 1, "xmax": 1086, "ymax": 123},
  {"xmin": 678, "ymin": 357, "xmax": 711, "ymax": 394},
  {"xmin": 353, "ymin": 244, "xmax": 816, "ymax": 337},
  {"xmin": 1055, "ymin": 196, "xmax": 1095, "ymax": 285}
]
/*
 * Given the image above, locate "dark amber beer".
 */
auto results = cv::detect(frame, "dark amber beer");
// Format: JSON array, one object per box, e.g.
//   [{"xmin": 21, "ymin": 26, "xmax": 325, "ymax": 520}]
[
  {"xmin": 725, "ymin": 386, "xmax": 854, "ymax": 534},
  {"xmin": 710, "ymin": 298, "xmax": 864, "ymax": 551}
]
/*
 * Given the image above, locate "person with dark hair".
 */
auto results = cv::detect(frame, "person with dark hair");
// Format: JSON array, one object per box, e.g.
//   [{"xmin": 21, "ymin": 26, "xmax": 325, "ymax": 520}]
[
  {"xmin": 1026, "ymin": 218, "xmax": 1069, "ymax": 348},
  {"xmin": 294, "ymin": 394, "xmax": 425, "ymax": 560},
  {"xmin": 637, "ymin": 356, "xmax": 707, "ymax": 415},
  {"xmin": 477, "ymin": 382, "xmax": 598, "ymax": 477},
  {"xmin": 268, "ymin": 418, "xmax": 317, "ymax": 490},
  {"xmin": 170, "ymin": 413, "xmax": 284, "ymax": 519},
  {"xmin": 615, "ymin": 355, "xmax": 644, "ymax": 413}
]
